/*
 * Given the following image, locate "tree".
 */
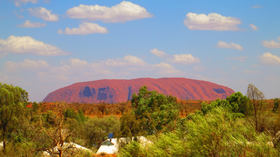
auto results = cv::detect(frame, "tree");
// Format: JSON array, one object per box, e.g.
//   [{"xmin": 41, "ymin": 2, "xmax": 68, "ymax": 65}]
[
  {"xmin": 0, "ymin": 83, "xmax": 28, "ymax": 153},
  {"xmin": 247, "ymin": 84, "xmax": 265, "ymax": 131},
  {"xmin": 201, "ymin": 92, "xmax": 251, "ymax": 117},
  {"xmin": 120, "ymin": 107, "xmax": 278, "ymax": 157},
  {"xmin": 41, "ymin": 104, "xmax": 74, "ymax": 157},
  {"xmin": 120, "ymin": 112, "xmax": 141, "ymax": 137},
  {"xmin": 273, "ymin": 98, "xmax": 280, "ymax": 113},
  {"xmin": 226, "ymin": 92, "xmax": 252, "ymax": 115},
  {"xmin": 129, "ymin": 86, "xmax": 179, "ymax": 135}
]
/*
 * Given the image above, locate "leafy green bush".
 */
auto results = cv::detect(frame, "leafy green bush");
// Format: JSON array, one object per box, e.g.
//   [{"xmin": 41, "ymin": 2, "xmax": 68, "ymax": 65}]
[
  {"xmin": 119, "ymin": 141, "xmax": 146, "ymax": 157},
  {"xmin": 201, "ymin": 92, "xmax": 251, "ymax": 116},
  {"xmin": 122, "ymin": 86, "xmax": 179, "ymax": 136},
  {"xmin": 119, "ymin": 107, "xmax": 278, "ymax": 157},
  {"xmin": 70, "ymin": 116, "xmax": 120, "ymax": 148}
]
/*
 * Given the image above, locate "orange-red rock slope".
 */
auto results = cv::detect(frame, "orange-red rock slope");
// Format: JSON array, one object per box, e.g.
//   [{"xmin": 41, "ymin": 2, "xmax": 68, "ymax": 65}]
[{"xmin": 43, "ymin": 78, "xmax": 234, "ymax": 103}]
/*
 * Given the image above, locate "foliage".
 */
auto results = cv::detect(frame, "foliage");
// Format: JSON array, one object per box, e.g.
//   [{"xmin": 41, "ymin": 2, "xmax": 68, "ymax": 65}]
[
  {"xmin": 0, "ymin": 83, "xmax": 28, "ymax": 153},
  {"xmin": 70, "ymin": 116, "xmax": 120, "ymax": 148},
  {"xmin": 128, "ymin": 86, "xmax": 180, "ymax": 135},
  {"xmin": 119, "ymin": 141, "xmax": 146, "ymax": 157},
  {"xmin": 120, "ymin": 112, "xmax": 142, "ymax": 137},
  {"xmin": 201, "ymin": 92, "xmax": 251, "ymax": 117},
  {"xmin": 273, "ymin": 98, "xmax": 280, "ymax": 113},
  {"xmin": 64, "ymin": 108, "xmax": 86, "ymax": 123},
  {"xmin": 1, "ymin": 83, "xmax": 280, "ymax": 157},
  {"xmin": 120, "ymin": 107, "xmax": 278, "ymax": 157}
]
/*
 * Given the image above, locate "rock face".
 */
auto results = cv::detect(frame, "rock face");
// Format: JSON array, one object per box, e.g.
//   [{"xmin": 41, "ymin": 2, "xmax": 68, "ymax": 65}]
[{"xmin": 43, "ymin": 78, "xmax": 234, "ymax": 103}]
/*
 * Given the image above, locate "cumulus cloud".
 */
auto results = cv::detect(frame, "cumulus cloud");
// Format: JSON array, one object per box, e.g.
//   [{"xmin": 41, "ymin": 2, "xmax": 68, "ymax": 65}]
[
  {"xmin": 69, "ymin": 58, "xmax": 88, "ymax": 67},
  {"xmin": 14, "ymin": 0, "xmax": 37, "ymax": 6},
  {"xmin": 66, "ymin": 1, "xmax": 152, "ymax": 23},
  {"xmin": 154, "ymin": 62, "xmax": 181, "ymax": 74},
  {"xmin": 123, "ymin": 55, "xmax": 146, "ymax": 65},
  {"xmin": 5, "ymin": 59, "xmax": 49, "ymax": 71},
  {"xmin": 263, "ymin": 37, "xmax": 280, "ymax": 48},
  {"xmin": 150, "ymin": 48, "xmax": 200, "ymax": 64},
  {"xmin": 29, "ymin": 7, "xmax": 59, "ymax": 22},
  {"xmin": 184, "ymin": 12, "xmax": 241, "ymax": 31},
  {"xmin": 261, "ymin": 52, "xmax": 280, "ymax": 65},
  {"xmin": 250, "ymin": 24, "xmax": 258, "ymax": 31},
  {"xmin": 217, "ymin": 41, "xmax": 243, "ymax": 51},
  {"xmin": 19, "ymin": 20, "xmax": 46, "ymax": 28},
  {"xmin": 0, "ymin": 36, "xmax": 67, "ymax": 56},
  {"xmin": 58, "ymin": 22, "xmax": 108, "ymax": 35},
  {"xmin": 105, "ymin": 55, "xmax": 146, "ymax": 66},
  {"xmin": 150, "ymin": 48, "xmax": 166, "ymax": 57},
  {"xmin": 173, "ymin": 54, "xmax": 200, "ymax": 64}
]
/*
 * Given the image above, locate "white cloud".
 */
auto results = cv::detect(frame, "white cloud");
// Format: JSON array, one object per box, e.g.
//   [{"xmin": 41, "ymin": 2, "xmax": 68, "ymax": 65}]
[
  {"xmin": 5, "ymin": 59, "xmax": 49, "ymax": 71},
  {"xmin": 250, "ymin": 24, "xmax": 258, "ymax": 31},
  {"xmin": 150, "ymin": 48, "xmax": 200, "ymax": 64},
  {"xmin": 69, "ymin": 58, "xmax": 88, "ymax": 66},
  {"xmin": 261, "ymin": 52, "xmax": 280, "ymax": 65},
  {"xmin": 263, "ymin": 37, "xmax": 280, "ymax": 48},
  {"xmin": 58, "ymin": 22, "xmax": 108, "ymax": 35},
  {"xmin": 154, "ymin": 62, "xmax": 180, "ymax": 74},
  {"xmin": 173, "ymin": 54, "xmax": 200, "ymax": 64},
  {"xmin": 29, "ymin": 7, "xmax": 59, "ymax": 22},
  {"xmin": 184, "ymin": 12, "xmax": 241, "ymax": 31},
  {"xmin": 217, "ymin": 41, "xmax": 243, "ymax": 51},
  {"xmin": 124, "ymin": 55, "xmax": 146, "ymax": 65},
  {"xmin": 66, "ymin": 1, "xmax": 152, "ymax": 23},
  {"xmin": 105, "ymin": 55, "xmax": 146, "ymax": 66},
  {"xmin": 0, "ymin": 36, "xmax": 67, "ymax": 56},
  {"xmin": 19, "ymin": 20, "xmax": 46, "ymax": 28},
  {"xmin": 150, "ymin": 48, "xmax": 166, "ymax": 57},
  {"xmin": 14, "ymin": 0, "xmax": 37, "ymax": 6}
]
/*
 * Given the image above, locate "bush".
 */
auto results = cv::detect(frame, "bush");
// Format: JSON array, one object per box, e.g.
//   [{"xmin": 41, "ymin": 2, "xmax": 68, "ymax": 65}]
[
  {"xmin": 70, "ymin": 116, "xmax": 120, "ymax": 148},
  {"xmin": 119, "ymin": 107, "xmax": 278, "ymax": 157},
  {"xmin": 123, "ymin": 86, "xmax": 179, "ymax": 136},
  {"xmin": 119, "ymin": 141, "xmax": 146, "ymax": 157},
  {"xmin": 201, "ymin": 92, "xmax": 252, "ymax": 116}
]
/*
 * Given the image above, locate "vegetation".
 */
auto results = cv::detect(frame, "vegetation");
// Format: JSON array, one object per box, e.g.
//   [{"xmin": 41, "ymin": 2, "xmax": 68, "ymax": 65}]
[
  {"xmin": 247, "ymin": 83, "xmax": 265, "ymax": 131},
  {"xmin": 120, "ymin": 86, "xmax": 179, "ymax": 136},
  {"xmin": 119, "ymin": 84, "xmax": 280, "ymax": 157},
  {"xmin": 0, "ymin": 83, "xmax": 28, "ymax": 153},
  {"xmin": 0, "ymin": 82, "xmax": 280, "ymax": 157}
]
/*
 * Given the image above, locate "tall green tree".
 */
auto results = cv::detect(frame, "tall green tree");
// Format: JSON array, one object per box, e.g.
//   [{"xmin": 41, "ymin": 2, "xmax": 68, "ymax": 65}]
[
  {"xmin": 0, "ymin": 83, "xmax": 28, "ymax": 153},
  {"xmin": 130, "ymin": 86, "xmax": 179, "ymax": 135}
]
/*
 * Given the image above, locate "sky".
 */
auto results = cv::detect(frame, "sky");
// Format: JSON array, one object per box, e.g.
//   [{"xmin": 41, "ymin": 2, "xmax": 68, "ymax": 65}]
[{"xmin": 0, "ymin": 0, "xmax": 280, "ymax": 101}]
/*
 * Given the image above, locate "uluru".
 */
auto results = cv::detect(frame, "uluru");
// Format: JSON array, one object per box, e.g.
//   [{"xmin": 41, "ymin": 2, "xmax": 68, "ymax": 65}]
[{"xmin": 43, "ymin": 78, "xmax": 234, "ymax": 103}]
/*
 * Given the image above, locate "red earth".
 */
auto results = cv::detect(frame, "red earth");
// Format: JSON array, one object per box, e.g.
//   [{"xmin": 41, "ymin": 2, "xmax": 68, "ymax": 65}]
[{"xmin": 43, "ymin": 78, "xmax": 234, "ymax": 103}]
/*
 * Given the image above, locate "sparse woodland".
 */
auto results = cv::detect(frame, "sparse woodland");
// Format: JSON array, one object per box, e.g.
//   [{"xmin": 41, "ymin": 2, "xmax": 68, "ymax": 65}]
[{"xmin": 1, "ymin": 83, "xmax": 280, "ymax": 156}]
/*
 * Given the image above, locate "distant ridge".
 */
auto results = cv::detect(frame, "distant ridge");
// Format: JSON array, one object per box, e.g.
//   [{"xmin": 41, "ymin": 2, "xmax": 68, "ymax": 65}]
[{"xmin": 43, "ymin": 78, "xmax": 234, "ymax": 103}]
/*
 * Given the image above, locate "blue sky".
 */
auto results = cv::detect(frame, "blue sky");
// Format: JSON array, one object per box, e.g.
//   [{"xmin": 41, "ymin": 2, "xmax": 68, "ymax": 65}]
[{"xmin": 0, "ymin": 0, "xmax": 280, "ymax": 101}]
